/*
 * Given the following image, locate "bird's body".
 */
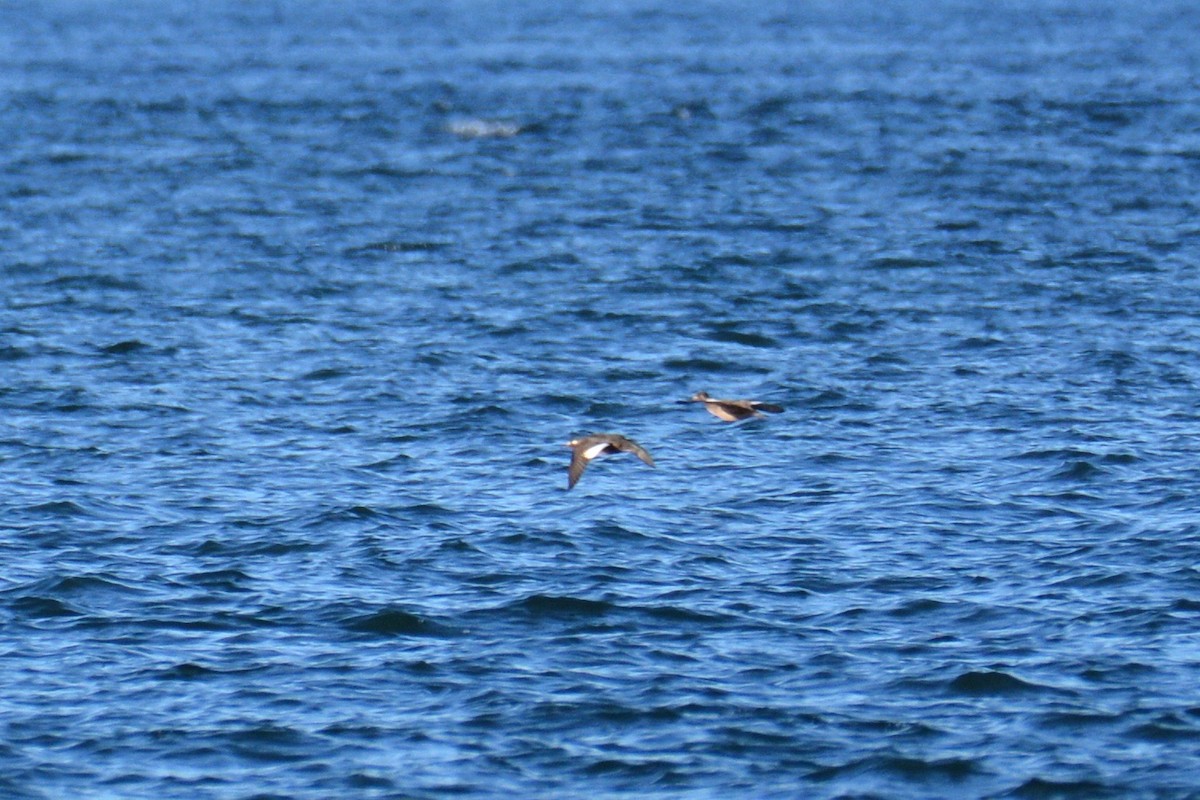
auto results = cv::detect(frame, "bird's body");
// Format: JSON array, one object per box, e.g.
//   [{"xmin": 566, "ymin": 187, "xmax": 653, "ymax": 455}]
[
  {"xmin": 683, "ymin": 391, "xmax": 785, "ymax": 422},
  {"xmin": 565, "ymin": 433, "xmax": 655, "ymax": 489}
]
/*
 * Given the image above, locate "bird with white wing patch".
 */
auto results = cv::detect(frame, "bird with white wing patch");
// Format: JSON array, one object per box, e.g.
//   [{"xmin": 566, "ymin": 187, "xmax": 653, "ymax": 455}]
[{"xmin": 564, "ymin": 433, "xmax": 655, "ymax": 490}]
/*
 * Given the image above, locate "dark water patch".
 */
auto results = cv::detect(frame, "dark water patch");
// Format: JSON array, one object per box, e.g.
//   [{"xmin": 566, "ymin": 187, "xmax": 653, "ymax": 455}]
[
  {"xmin": 461, "ymin": 571, "xmax": 524, "ymax": 587},
  {"xmin": 29, "ymin": 574, "xmax": 146, "ymax": 598},
  {"xmin": 1038, "ymin": 710, "xmax": 1123, "ymax": 729},
  {"xmin": 1128, "ymin": 714, "xmax": 1200, "ymax": 742},
  {"xmin": 124, "ymin": 606, "xmax": 294, "ymax": 633},
  {"xmin": 240, "ymin": 538, "xmax": 328, "ymax": 557},
  {"xmin": 1061, "ymin": 247, "xmax": 1159, "ymax": 273},
  {"xmin": 298, "ymin": 367, "xmax": 350, "ymax": 381},
  {"xmin": 571, "ymin": 307, "xmax": 648, "ymax": 325},
  {"xmin": 537, "ymin": 393, "xmax": 590, "ymax": 410},
  {"xmin": 778, "ymin": 278, "xmax": 820, "ymax": 299},
  {"xmin": 702, "ymin": 327, "xmax": 779, "ymax": 348},
  {"xmin": 499, "ymin": 253, "xmax": 583, "ymax": 273},
  {"xmin": 638, "ymin": 604, "xmax": 732, "ymax": 625},
  {"xmin": 1084, "ymin": 348, "xmax": 1141, "ymax": 374},
  {"xmin": 809, "ymin": 753, "xmax": 981, "ymax": 783},
  {"xmin": 579, "ymin": 400, "xmax": 633, "ymax": 417},
  {"xmin": 10, "ymin": 595, "xmax": 83, "ymax": 619},
  {"xmin": 226, "ymin": 514, "xmax": 289, "ymax": 531},
  {"xmin": 1051, "ymin": 460, "xmax": 1105, "ymax": 480},
  {"xmin": 826, "ymin": 318, "xmax": 884, "ymax": 339},
  {"xmin": 358, "ymin": 453, "xmax": 414, "ymax": 472},
  {"xmin": 158, "ymin": 662, "xmax": 223, "ymax": 680},
  {"xmin": 864, "ymin": 255, "xmax": 939, "ymax": 271},
  {"xmin": 447, "ymin": 402, "xmax": 512, "ymax": 423},
  {"xmin": 1079, "ymin": 662, "xmax": 1158, "ymax": 683},
  {"xmin": 703, "ymin": 251, "xmax": 781, "ymax": 269},
  {"xmin": 495, "ymin": 529, "xmax": 576, "ymax": 549},
  {"xmin": 341, "ymin": 607, "xmax": 451, "ymax": 637},
  {"xmin": 0, "ymin": 345, "xmax": 32, "ymax": 361},
  {"xmin": 437, "ymin": 536, "xmax": 482, "ymax": 554},
  {"xmin": 714, "ymin": 724, "xmax": 799, "ymax": 751},
  {"xmin": 344, "ymin": 240, "xmax": 449, "ymax": 257},
  {"xmin": 1009, "ymin": 776, "xmax": 1120, "ymax": 799},
  {"xmin": 1012, "ymin": 448, "xmax": 1101, "ymax": 462},
  {"xmin": 98, "ymin": 339, "xmax": 150, "ymax": 355},
  {"xmin": 586, "ymin": 521, "xmax": 660, "ymax": 541},
  {"xmin": 795, "ymin": 388, "xmax": 858, "ymax": 409},
  {"xmin": 344, "ymin": 772, "xmax": 397, "ymax": 792},
  {"xmin": 508, "ymin": 594, "xmax": 614, "ymax": 619},
  {"xmin": 114, "ymin": 401, "xmax": 192, "ymax": 416},
  {"xmin": 486, "ymin": 321, "xmax": 534, "ymax": 338},
  {"xmin": 1045, "ymin": 570, "xmax": 1130, "ymax": 590},
  {"xmin": 887, "ymin": 597, "xmax": 959, "ymax": 618},
  {"xmin": 935, "ymin": 219, "xmax": 982, "ymax": 231},
  {"xmin": 305, "ymin": 505, "xmax": 382, "ymax": 526},
  {"xmin": 876, "ymin": 754, "xmax": 981, "ymax": 781},
  {"xmin": 949, "ymin": 670, "xmax": 1051, "ymax": 696},
  {"xmin": 865, "ymin": 351, "xmax": 909, "ymax": 367},
  {"xmin": 188, "ymin": 535, "xmax": 324, "ymax": 558},
  {"xmin": 661, "ymin": 356, "xmax": 752, "ymax": 374},
  {"xmin": 222, "ymin": 724, "xmax": 319, "ymax": 764},
  {"xmin": 580, "ymin": 756, "xmax": 684, "ymax": 781},
  {"xmin": 24, "ymin": 500, "xmax": 93, "ymax": 517},
  {"xmin": 963, "ymin": 237, "xmax": 1012, "ymax": 254},
  {"xmin": 746, "ymin": 94, "xmax": 792, "ymax": 118},
  {"xmin": 182, "ymin": 569, "xmax": 255, "ymax": 591},
  {"xmin": 956, "ymin": 335, "xmax": 1005, "ymax": 350},
  {"xmin": 600, "ymin": 365, "xmax": 662, "ymax": 382},
  {"xmin": 45, "ymin": 274, "xmax": 145, "ymax": 292}
]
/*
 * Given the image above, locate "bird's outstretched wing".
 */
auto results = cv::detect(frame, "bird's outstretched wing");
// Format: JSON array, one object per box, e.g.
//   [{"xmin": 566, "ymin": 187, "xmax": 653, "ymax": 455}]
[
  {"xmin": 615, "ymin": 437, "xmax": 655, "ymax": 467},
  {"xmin": 567, "ymin": 450, "xmax": 590, "ymax": 489}
]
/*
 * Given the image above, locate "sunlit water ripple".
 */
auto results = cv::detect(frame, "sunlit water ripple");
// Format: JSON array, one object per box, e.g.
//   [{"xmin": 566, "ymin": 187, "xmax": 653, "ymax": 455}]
[{"xmin": 3, "ymin": 1, "xmax": 1200, "ymax": 798}]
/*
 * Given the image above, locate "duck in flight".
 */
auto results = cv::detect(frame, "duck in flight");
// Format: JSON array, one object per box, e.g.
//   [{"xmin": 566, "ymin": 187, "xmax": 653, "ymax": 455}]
[
  {"xmin": 682, "ymin": 391, "xmax": 785, "ymax": 422},
  {"xmin": 565, "ymin": 433, "xmax": 655, "ymax": 489}
]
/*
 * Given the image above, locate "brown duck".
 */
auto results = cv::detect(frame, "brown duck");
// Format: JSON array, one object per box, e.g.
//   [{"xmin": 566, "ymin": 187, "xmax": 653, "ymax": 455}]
[
  {"xmin": 682, "ymin": 391, "xmax": 785, "ymax": 422},
  {"xmin": 564, "ymin": 433, "xmax": 655, "ymax": 489}
]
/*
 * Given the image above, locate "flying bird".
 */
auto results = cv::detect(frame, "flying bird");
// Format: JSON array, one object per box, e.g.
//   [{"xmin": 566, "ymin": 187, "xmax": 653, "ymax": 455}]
[
  {"xmin": 565, "ymin": 433, "xmax": 655, "ymax": 489},
  {"xmin": 682, "ymin": 391, "xmax": 785, "ymax": 422}
]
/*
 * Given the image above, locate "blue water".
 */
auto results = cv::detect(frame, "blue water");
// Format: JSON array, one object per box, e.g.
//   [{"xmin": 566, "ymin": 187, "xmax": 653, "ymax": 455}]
[{"xmin": 4, "ymin": 1, "xmax": 1200, "ymax": 797}]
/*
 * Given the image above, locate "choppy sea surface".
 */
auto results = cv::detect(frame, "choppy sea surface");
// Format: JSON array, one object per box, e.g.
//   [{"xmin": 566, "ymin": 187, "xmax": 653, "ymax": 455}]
[{"xmin": 4, "ymin": 1, "xmax": 1200, "ymax": 797}]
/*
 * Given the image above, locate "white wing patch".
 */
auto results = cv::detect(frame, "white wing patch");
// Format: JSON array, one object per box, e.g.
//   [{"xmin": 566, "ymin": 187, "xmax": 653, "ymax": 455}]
[{"xmin": 583, "ymin": 442, "xmax": 610, "ymax": 460}]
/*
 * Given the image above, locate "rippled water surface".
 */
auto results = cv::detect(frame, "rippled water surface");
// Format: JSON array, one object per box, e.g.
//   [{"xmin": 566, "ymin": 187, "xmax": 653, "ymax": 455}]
[{"xmin": 4, "ymin": 1, "xmax": 1200, "ymax": 797}]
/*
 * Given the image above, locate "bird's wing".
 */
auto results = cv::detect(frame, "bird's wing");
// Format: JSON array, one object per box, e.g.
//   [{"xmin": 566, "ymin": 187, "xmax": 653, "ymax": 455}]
[
  {"xmin": 617, "ymin": 438, "xmax": 655, "ymax": 467},
  {"xmin": 568, "ymin": 449, "xmax": 589, "ymax": 489},
  {"xmin": 715, "ymin": 401, "xmax": 757, "ymax": 420},
  {"xmin": 751, "ymin": 402, "xmax": 784, "ymax": 413}
]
